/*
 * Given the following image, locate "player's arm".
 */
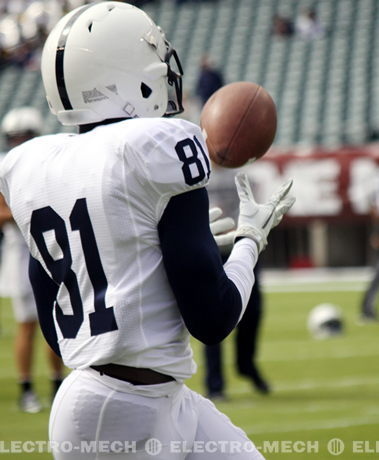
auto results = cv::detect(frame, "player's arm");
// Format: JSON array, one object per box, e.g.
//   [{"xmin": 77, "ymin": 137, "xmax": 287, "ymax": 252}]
[
  {"xmin": 0, "ymin": 193, "xmax": 13, "ymax": 226},
  {"xmin": 158, "ymin": 187, "xmax": 257, "ymax": 345}
]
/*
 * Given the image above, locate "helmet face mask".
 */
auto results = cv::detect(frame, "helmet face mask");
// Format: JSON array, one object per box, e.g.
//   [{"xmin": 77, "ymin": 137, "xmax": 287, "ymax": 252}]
[
  {"xmin": 41, "ymin": 2, "xmax": 184, "ymax": 126},
  {"xmin": 164, "ymin": 44, "xmax": 184, "ymax": 116}
]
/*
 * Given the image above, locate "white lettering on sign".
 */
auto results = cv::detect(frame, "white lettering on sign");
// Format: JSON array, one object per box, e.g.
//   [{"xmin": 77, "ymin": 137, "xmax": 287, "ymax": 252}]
[
  {"xmin": 348, "ymin": 158, "xmax": 379, "ymax": 214},
  {"xmin": 247, "ymin": 158, "xmax": 342, "ymax": 216},
  {"xmin": 285, "ymin": 159, "xmax": 342, "ymax": 216}
]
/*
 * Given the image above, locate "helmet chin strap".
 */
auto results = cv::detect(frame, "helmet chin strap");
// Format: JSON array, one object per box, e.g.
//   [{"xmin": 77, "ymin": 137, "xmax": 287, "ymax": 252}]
[
  {"xmin": 56, "ymin": 85, "xmax": 151, "ymax": 125},
  {"xmin": 97, "ymin": 85, "xmax": 138, "ymax": 118}
]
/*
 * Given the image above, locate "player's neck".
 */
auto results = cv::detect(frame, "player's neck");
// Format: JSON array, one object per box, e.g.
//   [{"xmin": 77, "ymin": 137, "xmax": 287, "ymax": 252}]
[{"xmin": 78, "ymin": 118, "xmax": 130, "ymax": 134}]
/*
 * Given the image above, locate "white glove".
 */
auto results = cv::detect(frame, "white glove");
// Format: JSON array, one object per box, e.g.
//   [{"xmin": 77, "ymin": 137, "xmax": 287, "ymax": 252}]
[
  {"xmin": 209, "ymin": 207, "xmax": 236, "ymax": 247},
  {"xmin": 234, "ymin": 173, "xmax": 295, "ymax": 252}
]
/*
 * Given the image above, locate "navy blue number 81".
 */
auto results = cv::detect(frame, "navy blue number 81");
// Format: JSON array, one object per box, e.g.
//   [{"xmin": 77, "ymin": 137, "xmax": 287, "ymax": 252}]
[
  {"xmin": 30, "ymin": 198, "xmax": 118, "ymax": 339},
  {"xmin": 175, "ymin": 136, "xmax": 211, "ymax": 185}
]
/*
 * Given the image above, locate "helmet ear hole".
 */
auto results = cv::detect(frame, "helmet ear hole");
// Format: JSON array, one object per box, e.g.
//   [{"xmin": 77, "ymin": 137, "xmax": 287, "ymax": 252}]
[{"xmin": 141, "ymin": 82, "xmax": 152, "ymax": 98}]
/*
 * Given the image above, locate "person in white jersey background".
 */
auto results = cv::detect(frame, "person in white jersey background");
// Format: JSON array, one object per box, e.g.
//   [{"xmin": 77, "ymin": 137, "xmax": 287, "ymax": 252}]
[
  {"xmin": 0, "ymin": 3, "xmax": 294, "ymax": 459},
  {"xmin": 0, "ymin": 107, "xmax": 64, "ymax": 413}
]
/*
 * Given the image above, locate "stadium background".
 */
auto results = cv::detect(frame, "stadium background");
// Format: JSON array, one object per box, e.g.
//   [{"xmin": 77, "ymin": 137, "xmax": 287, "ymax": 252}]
[{"xmin": 0, "ymin": 0, "xmax": 378, "ymax": 459}]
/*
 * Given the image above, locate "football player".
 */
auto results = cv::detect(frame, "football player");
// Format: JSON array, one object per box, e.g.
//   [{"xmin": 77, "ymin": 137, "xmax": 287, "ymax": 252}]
[
  {"xmin": 0, "ymin": 2, "xmax": 294, "ymax": 459},
  {"xmin": 0, "ymin": 107, "xmax": 64, "ymax": 413}
]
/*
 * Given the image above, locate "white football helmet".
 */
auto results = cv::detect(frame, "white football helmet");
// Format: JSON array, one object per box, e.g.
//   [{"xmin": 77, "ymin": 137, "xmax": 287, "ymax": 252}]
[
  {"xmin": 1, "ymin": 107, "xmax": 43, "ymax": 136},
  {"xmin": 307, "ymin": 303, "xmax": 344, "ymax": 339},
  {"xmin": 41, "ymin": 2, "xmax": 183, "ymax": 126}
]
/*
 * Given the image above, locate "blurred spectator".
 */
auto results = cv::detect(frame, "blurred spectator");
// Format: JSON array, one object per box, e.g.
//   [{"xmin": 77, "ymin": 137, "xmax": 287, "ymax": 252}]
[
  {"xmin": 7, "ymin": 41, "xmax": 35, "ymax": 68},
  {"xmin": 272, "ymin": 14, "xmax": 294, "ymax": 38},
  {"xmin": 0, "ymin": 0, "xmax": 69, "ymax": 69},
  {"xmin": 295, "ymin": 7, "xmax": 325, "ymax": 40},
  {"xmin": 195, "ymin": 55, "xmax": 224, "ymax": 106},
  {"xmin": 0, "ymin": 107, "xmax": 65, "ymax": 413}
]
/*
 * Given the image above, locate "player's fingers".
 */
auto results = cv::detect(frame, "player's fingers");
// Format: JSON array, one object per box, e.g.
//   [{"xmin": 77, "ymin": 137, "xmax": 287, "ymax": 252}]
[
  {"xmin": 270, "ymin": 179, "xmax": 293, "ymax": 206},
  {"xmin": 235, "ymin": 173, "xmax": 256, "ymax": 203},
  {"xmin": 209, "ymin": 207, "xmax": 223, "ymax": 223},
  {"xmin": 272, "ymin": 196, "xmax": 296, "ymax": 227},
  {"xmin": 210, "ymin": 217, "xmax": 235, "ymax": 235},
  {"xmin": 281, "ymin": 195, "xmax": 296, "ymax": 215},
  {"xmin": 214, "ymin": 231, "xmax": 236, "ymax": 247}
]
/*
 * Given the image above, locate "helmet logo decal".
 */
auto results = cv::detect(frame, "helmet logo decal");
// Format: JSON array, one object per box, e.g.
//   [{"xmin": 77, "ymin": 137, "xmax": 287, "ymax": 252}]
[
  {"xmin": 107, "ymin": 84, "xmax": 118, "ymax": 95},
  {"xmin": 82, "ymin": 88, "xmax": 108, "ymax": 104},
  {"xmin": 55, "ymin": 4, "xmax": 93, "ymax": 110}
]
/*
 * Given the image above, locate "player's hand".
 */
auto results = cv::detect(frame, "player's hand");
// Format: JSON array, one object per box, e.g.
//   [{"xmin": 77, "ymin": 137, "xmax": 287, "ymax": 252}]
[
  {"xmin": 209, "ymin": 207, "xmax": 236, "ymax": 247},
  {"xmin": 234, "ymin": 173, "xmax": 295, "ymax": 252}
]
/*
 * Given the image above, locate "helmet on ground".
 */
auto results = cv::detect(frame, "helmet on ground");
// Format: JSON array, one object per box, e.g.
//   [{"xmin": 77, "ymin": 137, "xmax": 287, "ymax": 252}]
[
  {"xmin": 1, "ymin": 107, "xmax": 43, "ymax": 136},
  {"xmin": 41, "ymin": 1, "xmax": 183, "ymax": 126},
  {"xmin": 307, "ymin": 303, "xmax": 344, "ymax": 339}
]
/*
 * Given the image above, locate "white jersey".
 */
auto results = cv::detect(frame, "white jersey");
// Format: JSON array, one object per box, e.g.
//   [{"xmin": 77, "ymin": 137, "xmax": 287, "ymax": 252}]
[
  {"xmin": 0, "ymin": 153, "xmax": 37, "ymax": 321},
  {"xmin": 0, "ymin": 218, "xmax": 30, "ymax": 296},
  {"xmin": 0, "ymin": 117, "xmax": 211, "ymax": 380},
  {"xmin": 0, "ymin": 222, "xmax": 38, "ymax": 322}
]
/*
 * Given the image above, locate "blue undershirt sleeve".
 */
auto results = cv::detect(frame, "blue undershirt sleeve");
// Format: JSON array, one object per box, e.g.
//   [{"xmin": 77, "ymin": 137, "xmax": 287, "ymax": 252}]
[{"xmin": 158, "ymin": 187, "xmax": 243, "ymax": 345}]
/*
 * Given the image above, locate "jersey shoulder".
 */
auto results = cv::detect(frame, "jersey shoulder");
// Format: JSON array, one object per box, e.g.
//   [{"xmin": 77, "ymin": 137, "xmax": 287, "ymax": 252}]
[
  {"xmin": 0, "ymin": 134, "xmax": 74, "ymax": 202},
  {"xmin": 112, "ymin": 118, "xmax": 211, "ymax": 196}
]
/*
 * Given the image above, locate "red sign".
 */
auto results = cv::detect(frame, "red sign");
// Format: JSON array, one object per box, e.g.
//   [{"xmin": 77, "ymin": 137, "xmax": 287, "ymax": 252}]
[{"xmin": 243, "ymin": 144, "xmax": 379, "ymax": 220}]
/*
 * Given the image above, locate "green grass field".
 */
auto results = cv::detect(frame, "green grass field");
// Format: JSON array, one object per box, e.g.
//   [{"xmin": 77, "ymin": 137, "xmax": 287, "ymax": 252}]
[{"xmin": 0, "ymin": 276, "xmax": 378, "ymax": 459}]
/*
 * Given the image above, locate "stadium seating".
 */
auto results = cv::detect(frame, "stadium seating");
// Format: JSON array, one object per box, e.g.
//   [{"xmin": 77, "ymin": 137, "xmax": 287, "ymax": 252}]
[{"xmin": 0, "ymin": 0, "xmax": 377, "ymax": 151}]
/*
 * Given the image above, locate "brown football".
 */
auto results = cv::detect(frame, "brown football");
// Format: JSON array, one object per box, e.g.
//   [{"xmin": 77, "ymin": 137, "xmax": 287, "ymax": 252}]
[{"xmin": 200, "ymin": 81, "xmax": 277, "ymax": 168}]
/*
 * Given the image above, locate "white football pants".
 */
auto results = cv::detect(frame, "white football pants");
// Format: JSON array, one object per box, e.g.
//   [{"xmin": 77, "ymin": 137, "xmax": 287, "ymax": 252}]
[{"xmin": 49, "ymin": 368, "xmax": 264, "ymax": 460}]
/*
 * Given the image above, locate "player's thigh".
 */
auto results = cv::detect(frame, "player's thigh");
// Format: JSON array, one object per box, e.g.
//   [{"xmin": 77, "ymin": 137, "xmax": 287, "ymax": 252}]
[
  {"xmin": 49, "ymin": 370, "xmax": 193, "ymax": 460},
  {"xmin": 50, "ymin": 370, "xmax": 161, "ymax": 459},
  {"xmin": 186, "ymin": 392, "xmax": 264, "ymax": 460}
]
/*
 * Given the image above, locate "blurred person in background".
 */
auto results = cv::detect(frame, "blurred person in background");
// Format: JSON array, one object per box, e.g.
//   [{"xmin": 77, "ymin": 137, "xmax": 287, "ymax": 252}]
[
  {"xmin": 195, "ymin": 55, "xmax": 224, "ymax": 106},
  {"xmin": 272, "ymin": 14, "xmax": 294, "ymax": 38},
  {"xmin": 295, "ymin": 7, "xmax": 325, "ymax": 40},
  {"xmin": 195, "ymin": 55, "xmax": 270, "ymax": 400},
  {"xmin": 0, "ymin": 107, "xmax": 64, "ymax": 413},
  {"xmin": 205, "ymin": 165, "xmax": 270, "ymax": 400},
  {"xmin": 360, "ymin": 177, "xmax": 379, "ymax": 322}
]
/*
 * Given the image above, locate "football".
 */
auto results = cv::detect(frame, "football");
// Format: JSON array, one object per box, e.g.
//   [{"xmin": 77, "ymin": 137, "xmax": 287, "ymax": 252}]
[{"xmin": 200, "ymin": 81, "xmax": 277, "ymax": 168}]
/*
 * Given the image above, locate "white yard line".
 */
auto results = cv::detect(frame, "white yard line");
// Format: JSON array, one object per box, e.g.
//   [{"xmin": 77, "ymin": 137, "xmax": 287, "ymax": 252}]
[
  {"xmin": 263, "ymin": 284, "xmax": 366, "ymax": 293},
  {"xmin": 273, "ymin": 376, "xmax": 379, "ymax": 392},
  {"xmin": 226, "ymin": 376, "xmax": 379, "ymax": 397},
  {"xmin": 246, "ymin": 415, "xmax": 379, "ymax": 435},
  {"xmin": 261, "ymin": 267, "xmax": 372, "ymax": 292},
  {"xmin": 261, "ymin": 348, "xmax": 379, "ymax": 362}
]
